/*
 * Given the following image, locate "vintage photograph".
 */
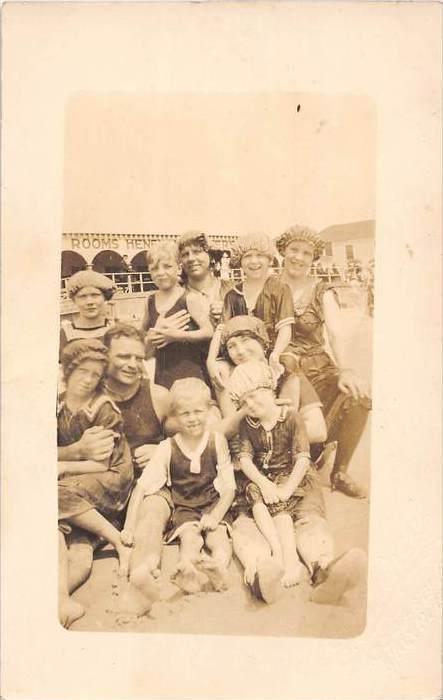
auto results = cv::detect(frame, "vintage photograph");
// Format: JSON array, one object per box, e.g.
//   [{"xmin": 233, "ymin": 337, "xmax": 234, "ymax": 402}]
[
  {"xmin": 57, "ymin": 92, "xmax": 375, "ymax": 637},
  {"xmin": 3, "ymin": 2, "xmax": 441, "ymax": 698}
]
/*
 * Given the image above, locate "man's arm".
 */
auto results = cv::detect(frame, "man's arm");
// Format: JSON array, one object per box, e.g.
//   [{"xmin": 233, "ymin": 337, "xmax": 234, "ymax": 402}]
[
  {"xmin": 58, "ymin": 459, "xmax": 109, "ymax": 477},
  {"xmin": 150, "ymin": 383, "xmax": 171, "ymax": 424},
  {"xmin": 323, "ymin": 290, "xmax": 369, "ymax": 400},
  {"xmin": 57, "ymin": 426, "xmax": 115, "ymax": 462}
]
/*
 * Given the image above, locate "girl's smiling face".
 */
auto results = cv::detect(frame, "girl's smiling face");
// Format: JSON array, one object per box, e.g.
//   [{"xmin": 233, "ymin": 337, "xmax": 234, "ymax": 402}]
[
  {"xmin": 149, "ymin": 256, "xmax": 180, "ymax": 291},
  {"xmin": 73, "ymin": 286, "xmax": 106, "ymax": 320},
  {"xmin": 240, "ymin": 250, "xmax": 271, "ymax": 281},
  {"xmin": 226, "ymin": 335, "xmax": 266, "ymax": 366},
  {"xmin": 283, "ymin": 240, "xmax": 315, "ymax": 279},
  {"xmin": 66, "ymin": 359, "xmax": 105, "ymax": 400}
]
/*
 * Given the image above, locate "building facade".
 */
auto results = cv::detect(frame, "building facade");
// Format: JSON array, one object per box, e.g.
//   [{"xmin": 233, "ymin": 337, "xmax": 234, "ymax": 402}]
[
  {"xmin": 319, "ymin": 220, "xmax": 375, "ymax": 268},
  {"xmin": 61, "ymin": 232, "xmax": 239, "ymax": 278}
]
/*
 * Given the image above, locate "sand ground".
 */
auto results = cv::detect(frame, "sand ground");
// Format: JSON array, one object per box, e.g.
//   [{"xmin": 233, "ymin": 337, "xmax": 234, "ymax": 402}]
[{"xmin": 70, "ymin": 308, "xmax": 372, "ymax": 638}]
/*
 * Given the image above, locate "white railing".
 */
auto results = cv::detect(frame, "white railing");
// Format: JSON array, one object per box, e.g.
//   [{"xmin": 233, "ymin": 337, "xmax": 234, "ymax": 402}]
[
  {"xmin": 61, "ymin": 267, "xmax": 371, "ymax": 301},
  {"xmin": 60, "ymin": 271, "xmax": 155, "ymax": 300}
]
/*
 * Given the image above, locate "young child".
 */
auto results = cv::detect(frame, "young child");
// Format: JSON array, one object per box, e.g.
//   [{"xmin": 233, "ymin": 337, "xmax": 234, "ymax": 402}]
[
  {"xmin": 216, "ymin": 315, "xmax": 327, "ymax": 445},
  {"xmin": 122, "ymin": 378, "xmax": 236, "ymax": 594},
  {"xmin": 57, "ymin": 339, "xmax": 134, "ymax": 627},
  {"xmin": 60, "ymin": 270, "xmax": 116, "ymax": 356},
  {"xmin": 141, "ymin": 241, "xmax": 214, "ymax": 389},
  {"xmin": 228, "ymin": 360, "xmax": 330, "ymax": 588},
  {"xmin": 207, "ymin": 232, "xmax": 294, "ymax": 387}
]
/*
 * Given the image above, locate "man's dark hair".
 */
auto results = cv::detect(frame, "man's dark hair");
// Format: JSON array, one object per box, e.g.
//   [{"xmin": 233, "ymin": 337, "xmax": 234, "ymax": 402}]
[{"xmin": 103, "ymin": 323, "xmax": 145, "ymax": 348}]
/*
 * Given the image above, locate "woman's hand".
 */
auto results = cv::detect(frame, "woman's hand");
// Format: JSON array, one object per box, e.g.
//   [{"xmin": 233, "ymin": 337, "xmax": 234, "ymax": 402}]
[
  {"xmin": 338, "ymin": 368, "xmax": 370, "ymax": 401},
  {"xmin": 120, "ymin": 529, "xmax": 134, "ymax": 547},
  {"xmin": 146, "ymin": 328, "xmax": 168, "ymax": 349},
  {"xmin": 153, "ymin": 323, "xmax": 186, "ymax": 342},
  {"xmin": 269, "ymin": 352, "xmax": 284, "ymax": 382},
  {"xmin": 277, "ymin": 484, "xmax": 293, "ymax": 502},
  {"xmin": 199, "ymin": 513, "xmax": 220, "ymax": 531},
  {"xmin": 147, "ymin": 310, "xmax": 191, "ymax": 348},
  {"xmin": 259, "ymin": 479, "xmax": 281, "ymax": 505},
  {"xmin": 77, "ymin": 426, "xmax": 116, "ymax": 461}
]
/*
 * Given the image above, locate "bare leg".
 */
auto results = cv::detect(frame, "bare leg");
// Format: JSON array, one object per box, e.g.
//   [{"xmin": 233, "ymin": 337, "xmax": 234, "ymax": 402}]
[
  {"xmin": 68, "ymin": 509, "xmax": 131, "ymax": 576},
  {"xmin": 172, "ymin": 525, "xmax": 208, "ymax": 594},
  {"xmin": 310, "ymin": 548, "xmax": 367, "ymax": 605},
  {"xmin": 232, "ymin": 515, "xmax": 283, "ymax": 603},
  {"xmin": 199, "ymin": 526, "xmax": 231, "ymax": 591},
  {"xmin": 232, "ymin": 515, "xmax": 270, "ymax": 584},
  {"xmin": 67, "ymin": 538, "xmax": 94, "ymax": 593},
  {"xmin": 273, "ymin": 513, "xmax": 304, "ymax": 587},
  {"xmin": 299, "ymin": 406, "xmax": 328, "ymax": 444},
  {"xmin": 129, "ymin": 495, "xmax": 170, "ymax": 597},
  {"xmin": 58, "ymin": 532, "xmax": 85, "ymax": 628},
  {"xmin": 251, "ymin": 503, "xmax": 283, "ymax": 567},
  {"xmin": 279, "ymin": 374, "xmax": 301, "ymax": 411},
  {"xmin": 295, "ymin": 515, "xmax": 334, "ymax": 577}
]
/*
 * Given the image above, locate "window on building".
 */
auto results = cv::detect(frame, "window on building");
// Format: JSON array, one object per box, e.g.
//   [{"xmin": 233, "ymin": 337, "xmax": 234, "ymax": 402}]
[
  {"xmin": 345, "ymin": 244, "xmax": 354, "ymax": 260},
  {"xmin": 324, "ymin": 242, "xmax": 333, "ymax": 257}
]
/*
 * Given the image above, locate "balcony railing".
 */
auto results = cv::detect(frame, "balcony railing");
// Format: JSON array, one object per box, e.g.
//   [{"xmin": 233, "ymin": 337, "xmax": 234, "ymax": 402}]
[{"xmin": 61, "ymin": 267, "xmax": 365, "ymax": 299}]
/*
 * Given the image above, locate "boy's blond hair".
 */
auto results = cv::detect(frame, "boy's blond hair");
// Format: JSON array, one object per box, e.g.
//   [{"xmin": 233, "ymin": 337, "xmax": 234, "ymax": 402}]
[
  {"xmin": 146, "ymin": 240, "xmax": 180, "ymax": 269},
  {"xmin": 169, "ymin": 378, "xmax": 211, "ymax": 414}
]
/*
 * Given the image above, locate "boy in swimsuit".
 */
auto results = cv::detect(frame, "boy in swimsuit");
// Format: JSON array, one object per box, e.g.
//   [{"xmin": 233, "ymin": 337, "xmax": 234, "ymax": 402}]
[{"xmin": 122, "ymin": 378, "xmax": 236, "ymax": 594}]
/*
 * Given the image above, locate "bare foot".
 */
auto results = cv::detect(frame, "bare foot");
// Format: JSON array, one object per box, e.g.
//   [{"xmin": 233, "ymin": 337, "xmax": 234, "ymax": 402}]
[
  {"xmin": 171, "ymin": 562, "xmax": 209, "ymax": 594},
  {"xmin": 115, "ymin": 579, "xmax": 153, "ymax": 616},
  {"xmin": 196, "ymin": 556, "xmax": 229, "ymax": 591},
  {"xmin": 116, "ymin": 544, "xmax": 132, "ymax": 578},
  {"xmin": 243, "ymin": 563, "xmax": 257, "ymax": 587},
  {"xmin": 130, "ymin": 565, "xmax": 161, "ymax": 602},
  {"xmin": 254, "ymin": 558, "xmax": 284, "ymax": 604},
  {"xmin": 281, "ymin": 558, "xmax": 304, "ymax": 588},
  {"xmin": 310, "ymin": 548, "xmax": 367, "ymax": 605},
  {"xmin": 59, "ymin": 595, "xmax": 85, "ymax": 629}
]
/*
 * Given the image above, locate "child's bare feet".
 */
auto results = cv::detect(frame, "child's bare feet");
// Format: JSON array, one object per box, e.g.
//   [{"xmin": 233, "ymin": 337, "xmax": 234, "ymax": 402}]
[
  {"xmin": 281, "ymin": 556, "xmax": 304, "ymax": 588},
  {"xmin": 130, "ymin": 565, "xmax": 161, "ymax": 602},
  {"xmin": 59, "ymin": 596, "xmax": 85, "ymax": 629},
  {"xmin": 171, "ymin": 562, "xmax": 209, "ymax": 594},
  {"xmin": 243, "ymin": 563, "xmax": 257, "ymax": 587},
  {"xmin": 196, "ymin": 556, "xmax": 229, "ymax": 591},
  {"xmin": 310, "ymin": 548, "xmax": 367, "ymax": 605},
  {"xmin": 115, "ymin": 579, "xmax": 154, "ymax": 616},
  {"xmin": 254, "ymin": 558, "xmax": 284, "ymax": 604}
]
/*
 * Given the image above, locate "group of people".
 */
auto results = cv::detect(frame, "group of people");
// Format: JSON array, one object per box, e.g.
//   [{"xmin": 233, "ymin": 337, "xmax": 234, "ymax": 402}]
[{"xmin": 58, "ymin": 226, "xmax": 371, "ymax": 628}]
